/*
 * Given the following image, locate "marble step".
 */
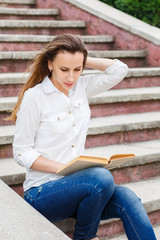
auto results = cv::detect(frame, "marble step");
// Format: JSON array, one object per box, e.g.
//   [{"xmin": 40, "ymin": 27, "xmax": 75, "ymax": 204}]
[
  {"xmin": 0, "ymin": 34, "xmax": 114, "ymax": 43},
  {"xmin": 0, "ymin": 49, "xmax": 146, "ymax": 60},
  {"xmin": 0, "ymin": 19, "xmax": 86, "ymax": 35},
  {"xmin": 0, "ymin": 34, "xmax": 114, "ymax": 51},
  {"xmin": 0, "ymin": 112, "xmax": 160, "ymax": 158},
  {"xmin": 0, "ymin": 0, "xmax": 35, "ymax": 5},
  {"xmin": 101, "ymin": 225, "xmax": 160, "ymax": 240},
  {"xmin": 1, "ymin": 139, "xmax": 160, "ymax": 186},
  {"xmin": 1, "ymin": 87, "xmax": 160, "ymax": 111},
  {"xmin": 0, "ymin": 49, "xmax": 146, "ymax": 73},
  {"xmin": 87, "ymin": 111, "xmax": 160, "ymax": 136},
  {"xmin": 0, "ymin": 68, "xmax": 159, "ymax": 94},
  {"xmin": 1, "ymin": 87, "xmax": 160, "ymax": 124},
  {"xmin": 0, "ymin": 7, "xmax": 59, "ymax": 20}
]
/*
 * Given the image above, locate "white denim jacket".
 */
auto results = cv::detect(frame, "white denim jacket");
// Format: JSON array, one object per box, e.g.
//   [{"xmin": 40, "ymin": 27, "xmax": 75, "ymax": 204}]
[{"xmin": 13, "ymin": 59, "xmax": 128, "ymax": 191}]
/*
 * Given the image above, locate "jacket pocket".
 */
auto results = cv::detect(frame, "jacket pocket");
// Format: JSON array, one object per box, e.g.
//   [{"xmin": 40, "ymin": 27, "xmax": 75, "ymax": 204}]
[{"xmin": 48, "ymin": 111, "xmax": 72, "ymax": 134}]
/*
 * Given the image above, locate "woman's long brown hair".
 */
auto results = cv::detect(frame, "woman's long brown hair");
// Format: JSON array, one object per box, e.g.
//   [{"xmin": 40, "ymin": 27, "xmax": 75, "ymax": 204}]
[{"xmin": 8, "ymin": 33, "xmax": 88, "ymax": 122}]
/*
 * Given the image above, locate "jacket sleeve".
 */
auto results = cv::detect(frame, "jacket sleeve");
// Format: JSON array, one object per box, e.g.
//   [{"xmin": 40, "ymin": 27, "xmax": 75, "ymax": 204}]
[
  {"xmin": 13, "ymin": 89, "xmax": 42, "ymax": 170},
  {"xmin": 80, "ymin": 59, "xmax": 128, "ymax": 98}
]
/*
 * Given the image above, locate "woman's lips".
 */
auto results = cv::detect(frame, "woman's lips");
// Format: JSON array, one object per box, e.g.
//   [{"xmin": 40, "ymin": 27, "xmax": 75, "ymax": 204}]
[{"xmin": 64, "ymin": 82, "xmax": 73, "ymax": 87}]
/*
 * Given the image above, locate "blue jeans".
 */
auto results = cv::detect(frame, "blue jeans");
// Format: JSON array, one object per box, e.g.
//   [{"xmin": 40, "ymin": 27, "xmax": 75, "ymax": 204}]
[{"xmin": 24, "ymin": 167, "xmax": 156, "ymax": 240}]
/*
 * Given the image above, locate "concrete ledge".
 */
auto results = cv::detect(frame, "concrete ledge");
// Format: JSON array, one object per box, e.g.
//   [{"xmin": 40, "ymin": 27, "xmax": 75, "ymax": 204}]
[
  {"xmin": 0, "ymin": 179, "xmax": 70, "ymax": 240},
  {"xmin": 0, "ymin": 34, "xmax": 114, "ymax": 43},
  {"xmin": 88, "ymin": 111, "xmax": 160, "ymax": 135},
  {"xmin": 0, "ymin": 72, "xmax": 29, "ymax": 84},
  {"xmin": 104, "ymin": 225, "xmax": 160, "ymax": 240},
  {"xmin": 0, "ymin": 125, "xmax": 14, "ymax": 145},
  {"xmin": 84, "ymin": 67, "xmax": 160, "ymax": 78},
  {"xmin": 1, "ymin": 87, "xmax": 160, "ymax": 111},
  {"xmin": 0, "ymin": 8, "xmax": 59, "ymax": 16},
  {"xmin": 1, "ymin": 111, "xmax": 160, "ymax": 144},
  {"xmin": 0, "ymin": 158, "xmax": 25, "ymax": 185},
  {"xmin": 1, "ymin": 139, "xmax": 160, "ymax": 186},
  {"xmin": 85, "ymin": 139, "xmax": 160, "ymax": 169},
  {"xmin": 0, "ymin": 20, "xmax": 86, "ymax": 28},
  {"xmin": 0, "ymin": 0, "xmax": 35, "ymax": 4},
  {"xmin": 0, "ymin": 96, "xmax": 17, "ymax": 111},
  {"xmin": 0, "ymin": 67, "xmax": 160, "ymax": 85},
  {"xmin": 89, "ymin": 87, "xmax": 160, "ymax": 104},
  {"xmin": 64, "ymin": 0, "xmax": 160, "ymax": 45},
  {"xmin": 0, "ymin": 49, "xmax": 146, "ymax": 60}
]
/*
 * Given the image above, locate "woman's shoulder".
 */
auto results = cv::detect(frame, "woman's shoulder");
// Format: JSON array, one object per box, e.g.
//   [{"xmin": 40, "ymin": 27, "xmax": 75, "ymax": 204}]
[
  {"xmin": 23, "ymin": 82, "xmax": 44, "ymax": 105},
  {"xmin": 25, "ymin": 82, "xmax": 43, "ymax": 97}
]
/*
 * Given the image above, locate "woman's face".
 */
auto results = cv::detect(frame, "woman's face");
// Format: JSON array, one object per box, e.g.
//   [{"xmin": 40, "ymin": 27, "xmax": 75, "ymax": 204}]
[{"xmin": 48, "ymin": 51, "xmax": 84, "ymax": 96}]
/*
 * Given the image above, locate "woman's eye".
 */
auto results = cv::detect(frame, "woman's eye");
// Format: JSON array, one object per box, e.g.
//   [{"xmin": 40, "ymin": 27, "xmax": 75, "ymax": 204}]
[
  {"xmin": 75, "ymin": 69, "xmax": 81, "ymax": 72},
  {"xmin": 61, "ymin": 69, "xmax": 68, "ymax": 72}
]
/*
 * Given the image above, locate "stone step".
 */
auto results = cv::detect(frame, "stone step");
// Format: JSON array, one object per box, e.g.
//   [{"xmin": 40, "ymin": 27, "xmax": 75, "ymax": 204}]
[
  {"xmin": 0, "ymin": 19, "xmax": 86, "ymax": 35},
  {"xmin": 1, "ymin": 140, "xmax": 160, "ymax": 238},
  {"xmin": 85, "ymin": 139, "xmax": 160, "ymax": 184},
  {"xmin": 0, "ymin": 49, "xmax": 146, "ymax": 73},
  {"xmin": 0, "ymin": 49, "xmax": 146, "ymax": 60},
  {"xmin": 0, "ymin": 158, "xmax": 25, "ymax": 185},
  {"xmin": 55, "ymin": 177, "xmax": 160, "ymax": 239},
  {"xmin": 101, "ymin": 225, "xmax": 160, "ymax": 240},
  {"xmin": 89, "ymin": 87, "xmax": 160, "ymax": 117},
  {"xmin": 84, "ymin": 67, "xmax": 160, "ymax": 89},
  {"xmin": 0, "ymin": 0, "xmax": 35, "ymax": 8},
  {"xmin": 0, "ymin": 34, "xmax": 114, "ymax": 51},
  {"xmin": 88, "ymin": 50, "xmax": 146, "ymax": 68},
  {"xmin": 0, "ymin": 0, "xmax": 35, "ymax": 4},
  {"xmin": 86, "ymin": 111, "xmax": 160, "ymax": 148},
  {"xmin": 1, "ymin": 112, "xmax": 160, "ymax": 158},
  {"xmin": 1, "ymin": 87, "xmax": 160, "ymax": 124},
  {"xmin": 0, "ymin": 179, "xmax": 70, "ymax": 240},
  {"xmin": 0, "ymin": 7, "xmax": 60, "ymax": 20},
  {"xmin": 1, "ymin": 139, "xmax": 160, "ymax": 187},
  {"xmin": 0, "ymin": 68, "xmax": 159, "ymax": 97}
]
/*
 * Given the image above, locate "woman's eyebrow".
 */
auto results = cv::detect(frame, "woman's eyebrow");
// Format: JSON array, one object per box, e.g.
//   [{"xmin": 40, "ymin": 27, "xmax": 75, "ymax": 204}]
[{"xmin": 60, "ymin": 65, "xmax": 83, "ymax": 68}]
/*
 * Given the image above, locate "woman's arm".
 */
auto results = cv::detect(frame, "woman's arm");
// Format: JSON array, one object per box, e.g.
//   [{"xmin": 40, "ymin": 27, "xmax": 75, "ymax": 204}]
[
  {"xmin": 31, "ymin": 155, "xmax": 65, "ymax": 173},
  {"xmin": 13, "ymin": 90, "xmax": 65, "ymax": 173},
  {"xmin": 80, "ymin": 58, "xmax": 128, "ymax": 98},
  {"xmin": 85, "ymin": 57, "xmax": 115, "ymax": 71}
]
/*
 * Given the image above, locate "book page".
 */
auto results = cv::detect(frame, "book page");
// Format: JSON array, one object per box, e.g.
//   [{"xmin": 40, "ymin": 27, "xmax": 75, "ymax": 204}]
[
  {"xmin": 106, "ymin": 156, "xmax": 135, "ymax": 170},
  {"xmin": 109, "ymin": 153, "xmax": 135, "ymax": 161}
]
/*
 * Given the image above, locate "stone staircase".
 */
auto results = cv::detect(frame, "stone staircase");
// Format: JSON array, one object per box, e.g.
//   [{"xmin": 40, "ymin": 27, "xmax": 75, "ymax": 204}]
[{"xmin": 0, "ymin": 0, "xmax": 160, "ymax": 239}]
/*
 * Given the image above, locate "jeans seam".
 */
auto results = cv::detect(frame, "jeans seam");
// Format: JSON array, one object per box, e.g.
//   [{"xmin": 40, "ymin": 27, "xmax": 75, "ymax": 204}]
[
  {"xmin": 36, "ymin": 183, "xmax": 103, "ymax": 201},
  {"xmin": 110, "ymin": 202, "xmax": 141, "ymax": 240}
]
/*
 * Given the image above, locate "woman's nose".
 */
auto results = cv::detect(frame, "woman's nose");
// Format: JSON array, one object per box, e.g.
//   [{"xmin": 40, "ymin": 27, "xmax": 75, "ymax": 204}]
[{"xmin": 67, "ymin": 72, "xmax": 74, "ymax": 82}]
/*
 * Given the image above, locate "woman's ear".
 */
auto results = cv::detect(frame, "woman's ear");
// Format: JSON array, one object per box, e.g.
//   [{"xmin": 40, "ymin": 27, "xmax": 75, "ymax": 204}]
[{"xmin": 48, "ymin": 61, "xmax": 53, "ymax": 72}]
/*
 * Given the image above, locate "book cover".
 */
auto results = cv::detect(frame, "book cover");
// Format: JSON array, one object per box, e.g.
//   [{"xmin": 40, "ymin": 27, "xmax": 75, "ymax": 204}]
[{"xmin": 56, "ymin": 153, "xmax": 135, "ymax": 176}]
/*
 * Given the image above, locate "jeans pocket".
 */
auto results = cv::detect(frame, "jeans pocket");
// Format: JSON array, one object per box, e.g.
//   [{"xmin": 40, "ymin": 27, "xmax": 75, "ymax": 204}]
[{"xmin": 24, "ymin": 186, "xmax": 43, "ymax": 206}]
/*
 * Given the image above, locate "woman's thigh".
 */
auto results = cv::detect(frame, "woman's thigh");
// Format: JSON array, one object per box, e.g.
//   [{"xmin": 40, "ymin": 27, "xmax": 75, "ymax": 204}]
[{"xmin": 24, "ymin": 167, "xmax": 114, "ymax": 222}]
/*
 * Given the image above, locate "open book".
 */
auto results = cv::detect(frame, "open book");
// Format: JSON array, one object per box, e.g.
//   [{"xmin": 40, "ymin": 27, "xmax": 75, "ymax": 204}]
[{"xmin": 56, "ymin": 153, "xmax": 135, "ymax": 176}]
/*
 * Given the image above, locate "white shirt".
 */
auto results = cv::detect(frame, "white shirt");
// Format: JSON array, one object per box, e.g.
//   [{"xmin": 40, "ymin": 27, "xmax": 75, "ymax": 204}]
[{"xmin": 13, "ymin": 59, "xmax": 128, "ymax": 191}]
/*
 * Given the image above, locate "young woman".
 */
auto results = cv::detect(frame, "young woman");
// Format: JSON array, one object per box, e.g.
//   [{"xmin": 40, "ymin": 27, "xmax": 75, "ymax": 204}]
[{"xmin": 10, "ymin": 33, "xmax": 156, "ymax": 240}]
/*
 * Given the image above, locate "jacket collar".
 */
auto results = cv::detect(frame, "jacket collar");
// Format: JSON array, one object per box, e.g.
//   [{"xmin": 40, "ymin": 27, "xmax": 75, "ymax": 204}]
[{"xmin": 42, "ymin": 76, "xmax": 61, "ymax": 94}]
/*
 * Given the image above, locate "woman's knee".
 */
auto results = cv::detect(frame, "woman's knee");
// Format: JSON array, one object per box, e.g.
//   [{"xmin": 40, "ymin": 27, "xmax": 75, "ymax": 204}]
[{"xmin": 86, "ymin": 167, "xmax": 115, "ymax": 195}]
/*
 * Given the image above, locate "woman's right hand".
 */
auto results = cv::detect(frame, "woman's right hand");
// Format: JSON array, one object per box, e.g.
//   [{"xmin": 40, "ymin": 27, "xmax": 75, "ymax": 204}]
[{"xmin": 31, "ymin": 155, "xmax": 66, "ymax": 174}]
